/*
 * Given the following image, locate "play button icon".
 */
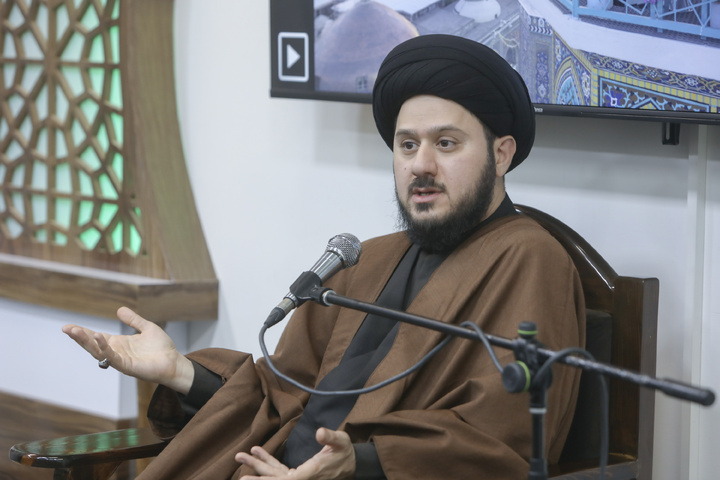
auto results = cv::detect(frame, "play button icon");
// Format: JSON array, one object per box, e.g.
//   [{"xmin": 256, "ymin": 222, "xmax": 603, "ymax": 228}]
[
  {"xmin": 286, "ymin": 44, "xmax": 301, "ymax": 70},
  {"xmin": 278, "ymin": 32, "xmax": 309, "ymax": 82}
]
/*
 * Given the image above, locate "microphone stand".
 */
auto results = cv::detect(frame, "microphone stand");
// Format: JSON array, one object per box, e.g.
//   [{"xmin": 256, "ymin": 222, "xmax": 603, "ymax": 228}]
[{"xmin": 304, "ymin": 286, "xmax": 716, "ymax": 480}]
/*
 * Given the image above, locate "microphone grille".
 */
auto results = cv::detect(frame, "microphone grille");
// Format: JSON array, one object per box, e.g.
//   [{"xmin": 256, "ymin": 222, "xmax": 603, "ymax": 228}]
[{"xmin": 327, "ymin": 233, "xmax": 362, "ymax": 267}]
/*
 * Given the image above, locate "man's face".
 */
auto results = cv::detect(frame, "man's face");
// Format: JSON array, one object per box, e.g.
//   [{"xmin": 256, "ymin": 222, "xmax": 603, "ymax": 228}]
[{"xmin": 393, "ymin": 95, "xmax": 500, "ymax": 252}]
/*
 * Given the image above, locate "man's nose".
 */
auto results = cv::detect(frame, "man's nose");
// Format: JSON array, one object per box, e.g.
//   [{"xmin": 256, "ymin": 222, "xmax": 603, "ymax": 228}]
[{"xmin": 411, "ymin": 145, "xmax": 438, "ymax": 177}]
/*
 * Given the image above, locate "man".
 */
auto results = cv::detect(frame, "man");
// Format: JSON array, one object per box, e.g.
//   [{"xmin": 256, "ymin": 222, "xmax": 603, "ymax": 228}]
[{"xmin": 63, "ymin": 34, "xmax": 585, "ymax": 479}]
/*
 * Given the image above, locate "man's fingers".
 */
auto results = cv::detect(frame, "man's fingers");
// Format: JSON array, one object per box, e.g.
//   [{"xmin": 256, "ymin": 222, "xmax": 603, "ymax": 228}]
[
  {"xmin": 93, "ymin": 332, "xmax": 122, "ymax": 365},
  {"xmin": 116, "ymin": 306, "xmax": 151, "ymax": 333},
  {"xmin": 236, "ymin": 447, "xmax": 289, "ymax": 476},
  {"xmin": 235, "ymin": 453, "xmax": 276, "ymax": 475},
  {"xmin": 63, "ymin": 325, "xmax": 93, "ymax": 345},
  {"xmin": 316, "ymin": 428, "xmax": 350, "ymax": 449},
  {"xmin": 63, "ymin": 325, "xmax": 103, "ymax": 358},
  {"xmin": 249, "ymin": 446, "xmax": 286, "ymax": 468}
]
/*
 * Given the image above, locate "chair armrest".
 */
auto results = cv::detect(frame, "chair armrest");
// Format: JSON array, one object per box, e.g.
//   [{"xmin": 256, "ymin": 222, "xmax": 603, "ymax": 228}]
[{"xmin": 9, "ymin": 427, "xmax": 168, "ymax": 469}]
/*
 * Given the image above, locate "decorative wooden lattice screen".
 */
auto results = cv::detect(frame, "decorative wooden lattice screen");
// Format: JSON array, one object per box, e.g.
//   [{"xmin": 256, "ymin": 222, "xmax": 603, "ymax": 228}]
[{"xmin": 0, "ymin": 0, "xmax": 217, "ymax": 322}]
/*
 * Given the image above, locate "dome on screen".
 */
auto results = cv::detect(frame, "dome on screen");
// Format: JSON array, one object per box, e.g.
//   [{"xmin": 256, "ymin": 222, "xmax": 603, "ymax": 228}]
[{"xmin": 315, "ymin": 0, "xmax": 418, "ymax": 94}]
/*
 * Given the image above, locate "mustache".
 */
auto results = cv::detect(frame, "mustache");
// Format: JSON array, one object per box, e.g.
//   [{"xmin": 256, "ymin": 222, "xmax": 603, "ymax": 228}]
[{"xmin": 408, "ymin": 176, "xmax": 445, "ymax": 195}]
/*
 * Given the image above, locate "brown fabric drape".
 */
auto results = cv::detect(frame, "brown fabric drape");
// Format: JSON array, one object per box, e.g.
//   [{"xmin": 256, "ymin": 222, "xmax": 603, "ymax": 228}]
[{"xmin": 141, "ymin": 215, "xmax": 585, "ymax": 480}]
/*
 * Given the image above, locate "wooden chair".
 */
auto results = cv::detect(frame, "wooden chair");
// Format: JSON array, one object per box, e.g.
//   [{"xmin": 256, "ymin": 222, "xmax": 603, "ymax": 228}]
[
  {"xmin": 9, "ymin": 205, "xmax": 658, "ymax": 480},
  {"xmin": 515, "ymin": 205, "xmax": 658, "ymax": 480}
]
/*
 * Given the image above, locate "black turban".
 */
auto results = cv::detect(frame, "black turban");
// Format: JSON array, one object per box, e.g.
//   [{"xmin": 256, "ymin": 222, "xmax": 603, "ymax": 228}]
[{"xmin": 372, "ymin": 34, "xmax": 535, "ymax": 171}]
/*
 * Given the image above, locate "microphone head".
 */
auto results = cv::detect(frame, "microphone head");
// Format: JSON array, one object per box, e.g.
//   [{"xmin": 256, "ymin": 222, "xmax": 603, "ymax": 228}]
[{"xmin": 327, "ymin": 233, "xmax": 362, "ymax": 267}]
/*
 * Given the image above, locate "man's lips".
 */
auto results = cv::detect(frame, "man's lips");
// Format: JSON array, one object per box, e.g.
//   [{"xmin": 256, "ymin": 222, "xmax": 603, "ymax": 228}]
[{"xmin": 411, "ymin": 187, "xmax": 443, "ymax": 203}]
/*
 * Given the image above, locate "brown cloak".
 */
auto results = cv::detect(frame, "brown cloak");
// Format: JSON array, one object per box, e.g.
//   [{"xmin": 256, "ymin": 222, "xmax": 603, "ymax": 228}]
[{"xmin": 140, "ymin": 214, "xmax": 586, "ymax": 479}]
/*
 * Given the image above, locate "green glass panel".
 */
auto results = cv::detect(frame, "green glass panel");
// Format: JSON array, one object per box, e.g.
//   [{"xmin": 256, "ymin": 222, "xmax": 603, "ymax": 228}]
[
  {"xmin": 111, "ymin": 221, "xmax": 122, "ymax": 253},
  {"xmin": 110, "ymin": 25, "xmax": 120, "ymax": 64},
  {"xmin": 89, "ymin": 34, "xmax": 105, "ymax": 64},
  {"xmin": 3, "ymin": 32, "xmax": 17, "ymax": 59},
  {"xmin": 11, "ymin": 164, "xmax": 25, "ymax": 188},
  {"xmin": 80, "ymin": 98, "xmax": 99, "ymax": 126},
  {"xmin": 22, "ymin": 65, "xmax": 43, "ymax": 97},
  {"xmin": 62, "ymin": 67, "xmax": 84, "ymax": 98},
  {"xmin": 82, "ymin": 5, "xmax": 100, "ymax": 31},
  {"xmin": 35, "ymin": 228, "xmax": 47, "ymax": 242},
  {"xmin": 7, "ymin": 3, "xmax": 24, "ymax": 30},
  {"xmin": 53, "ymin": 231, "xmax": 68, "ymax": 246},
  {"xmin": 55, "ymin": 197, "xmax": 71, "ymax": 228},
  {"xmin": 98, "ymin": 173, "xmax": 118, "ymax": 199},
  {"xmin": 78, "ymin": 169, "xmax": 93, "ymax": 196},
  {"xmin": 112, "ymin": 0, "xmax": 120, "ymax": 20},
  {"xmin": 89, "ymin": 67, "xmax": 104, "ymax": 97},
  {"xmin": 72, "ymin": 118, "xmax": 87, "ymax": 150},
  {"xmin": 110, "ymin": 112, "xmax": 123, "ymax": 145},
  {"xmin": 55, "ymin": 130, "xmax": 68, "ymax": 159},
  {"xmin": 97, "ymin": 123, "xmax": 109, "ymax": 152},
  {"xmin": 61, "ymin": 31, "xmax": 84, "ymax": 62},
  {"xmin": 8, "ymin": 93, "xmax": 23, "ymax": 118},
  {"xmin": 0, "ymin": 115, "xmax": 8, "ymax": 139},
  {"xmin": 36, "ymin": 4, "xmax": 48, "ymax": 42},
  {"xmin": 55, "ymin": 84, "xmax": 69, "ymax": 122},
  {"xmin": 109, "ymin": 69, "xmax": 122, "ymax": 109},
  {"xmin": 55, "ymin": 162, "xmax": 72, "ymax": 193},
  {"xmin": 35, "ymin": 84, "xmax": 48, "ymax": 122},
  {"xmin": 7, "ymin": 138, "xmax": 23, "ymax": 161},
  {"xmin": 0, "ymin": 193, "xmax": 5, "ymax": 212},
  {"xmin": 56, "ymin": 5, "xmax": 70, "ymax": 44},
  {"xmin": 80, "ymin": 146, "xmax": 101, "ymax": 171},
  {"xmin": 36, "ymin": 128, "xmax": 48, "ymax": 156},
  {"xmin": 20, "ymin": 116, "xmax": 32, "ymax": 144},
  {"xmin": 12, "ymin": 192, "xmax": 24, "ymax": 217},
  {"xmin": 5, "ymin": 217, "xmax": 22, "ymax": 238},
  {"xmin": 78, "ymin": 200, "xmax": 93, "ymax": 225},
  {"xmin": 31, "ymin": 160, "xmax": 48, "ymax": 189},
  {"xmin": 21, "ymin": 29, "xmax": 43, "ymax": 60},
  {"xmin": 112, "ymin": 152, "xmax": 123, "ymax": 181},
  {"xmin": 129, "ymin": 223, "xmax": 141, "ymax": 255},
  {"xmin": 0, "ymin": 163, "xmax": 6, "ymax": 184},
  {"xmin": 79, "ymin": 227, "xmax": 101, "ymax": 249},
  {"xmin": 31, "ymin": 194, "xmax": 47, "ymax": 224},
  {"xmin": 99, "ymin": 202, "xmax": 118, "ymax": 227}
]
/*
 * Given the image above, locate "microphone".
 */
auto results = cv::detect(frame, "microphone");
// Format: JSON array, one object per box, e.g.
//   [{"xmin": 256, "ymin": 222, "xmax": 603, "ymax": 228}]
[{"xmin": 265, "ymin": 233, "xmax": 362, "ymax": 327}]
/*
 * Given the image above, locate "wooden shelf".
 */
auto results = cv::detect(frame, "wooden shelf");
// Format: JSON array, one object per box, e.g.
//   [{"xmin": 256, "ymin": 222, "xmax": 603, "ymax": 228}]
[{"xmin": 0, "ymin": 253, "xmax": 217, "ymax": 322}]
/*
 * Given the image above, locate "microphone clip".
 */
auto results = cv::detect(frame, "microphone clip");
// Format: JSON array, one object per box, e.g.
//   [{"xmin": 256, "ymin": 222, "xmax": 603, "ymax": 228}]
[
  {"xmin": 501, "ymin": 321, "xmax": 553, "ymax": 480},
  {"xmin": 307, "ymin": 286, "xmax": 334, "ymax": 306},
  {"xmin": 502, "ymin": 321, "xmax": 553, "ymax": 396},
  {"xmin": 288, "ymin": 271, "xmax": 323, "ymax": 303}
]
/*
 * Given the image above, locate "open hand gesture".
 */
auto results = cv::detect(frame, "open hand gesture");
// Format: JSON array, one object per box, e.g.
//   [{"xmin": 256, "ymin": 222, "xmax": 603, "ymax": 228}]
[{"xmin": 62, "ymin": 306, "xmax": 194, "ymax": 394}]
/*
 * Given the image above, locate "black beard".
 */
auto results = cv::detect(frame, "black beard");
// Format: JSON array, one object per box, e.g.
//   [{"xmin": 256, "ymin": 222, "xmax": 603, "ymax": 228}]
[{"xmin": 395, "ymin": 158, "xmax": 496, "ymax": 254}]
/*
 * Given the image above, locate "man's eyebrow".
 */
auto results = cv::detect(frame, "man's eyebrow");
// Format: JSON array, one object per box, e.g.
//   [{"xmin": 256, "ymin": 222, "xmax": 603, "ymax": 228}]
[{"xmin": 394, "ymin": 125, "xmax": 464, "ymax": 138}]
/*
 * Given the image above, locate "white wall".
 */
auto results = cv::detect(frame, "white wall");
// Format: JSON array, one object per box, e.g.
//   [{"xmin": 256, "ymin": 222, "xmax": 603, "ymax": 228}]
[{"xmin": 0, "ymin": 1, "xmax": 718, "ymax": 479}]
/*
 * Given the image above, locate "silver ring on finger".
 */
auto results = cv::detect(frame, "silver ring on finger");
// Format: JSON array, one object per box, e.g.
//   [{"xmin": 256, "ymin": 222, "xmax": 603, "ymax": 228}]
[{"xmin": 98, "ymin": 358, "xmax": 110, "ymax": 369}]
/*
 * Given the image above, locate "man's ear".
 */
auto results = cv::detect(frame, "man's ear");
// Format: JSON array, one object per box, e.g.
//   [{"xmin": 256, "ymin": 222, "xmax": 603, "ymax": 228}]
[{"xmin": 494, "ymin": 135, "xmax": 516, "ymax": 177}]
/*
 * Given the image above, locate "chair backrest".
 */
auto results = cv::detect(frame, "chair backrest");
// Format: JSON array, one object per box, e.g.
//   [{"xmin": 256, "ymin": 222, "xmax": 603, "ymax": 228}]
[{"xmin": 515, "ymin": 205, "xmax": 658, "ymax": 480}]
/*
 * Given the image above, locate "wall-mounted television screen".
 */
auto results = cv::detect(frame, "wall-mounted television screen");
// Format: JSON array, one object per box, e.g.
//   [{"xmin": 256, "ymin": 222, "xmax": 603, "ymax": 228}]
[{"xmin": 270, "ymin": 0, "xmax": 720, "ymax": 125}]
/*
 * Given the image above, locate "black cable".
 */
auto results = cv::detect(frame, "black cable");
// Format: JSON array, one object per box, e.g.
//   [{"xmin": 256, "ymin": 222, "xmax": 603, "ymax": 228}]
[
  {"xmin": 260, "ymin": 318, "xmax": 608, "ymax": 478},
  {"xmin": 259, "ymin": 323, "xmax": 454, "ymax": 396},
  {"xmin": 460, "ymin": 321, "xmax": 504, "ymax": 372}
]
